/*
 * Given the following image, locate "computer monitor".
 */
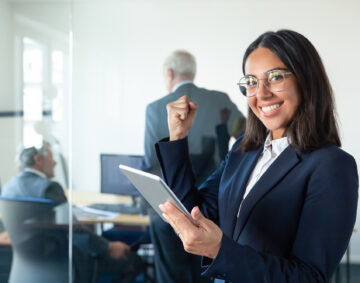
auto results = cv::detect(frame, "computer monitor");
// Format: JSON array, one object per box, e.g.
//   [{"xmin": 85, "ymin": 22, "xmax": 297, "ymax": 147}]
[{"xmin": 100, "ymin": 154, "xmax": 143, "ymax": 197}]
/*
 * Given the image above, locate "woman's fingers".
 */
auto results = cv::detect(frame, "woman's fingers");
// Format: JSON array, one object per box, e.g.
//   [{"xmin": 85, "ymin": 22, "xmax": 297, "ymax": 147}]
[
  {"xmin": 159, "ymin": 202, "xmax": 192, "ymax": 231},
  {"xmin": 159, "ymin": 202, "xmax": 223, "ymax": 259},
  {"xmin": 166, "ymin": 95, "xmax": 198, "ymax": 141}
]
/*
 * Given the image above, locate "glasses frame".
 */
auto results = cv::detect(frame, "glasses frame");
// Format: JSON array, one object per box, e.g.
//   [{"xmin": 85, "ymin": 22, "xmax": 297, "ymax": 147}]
[{"xmin": 237, "ymin": 69, "xmax": 293, "ymax": 97}]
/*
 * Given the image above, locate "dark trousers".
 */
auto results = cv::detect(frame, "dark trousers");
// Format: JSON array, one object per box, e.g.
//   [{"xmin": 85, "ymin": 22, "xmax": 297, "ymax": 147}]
[{"xmin": 73, "ymin": 233, "xmax": 145, "ymax": 283}]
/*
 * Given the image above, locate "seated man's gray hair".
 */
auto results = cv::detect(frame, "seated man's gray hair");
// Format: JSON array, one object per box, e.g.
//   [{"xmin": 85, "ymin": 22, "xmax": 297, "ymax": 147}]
[
  {"xmin": 164, "ymin": 50, "xmax": 196, "ymax": 80},
  {"xmin": 19, "ymin": 141, "xmax": 51, "ymax": 170}
]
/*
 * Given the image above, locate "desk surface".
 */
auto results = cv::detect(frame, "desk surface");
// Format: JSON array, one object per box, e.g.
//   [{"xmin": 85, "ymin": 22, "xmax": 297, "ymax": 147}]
[
  {"xmin": 66, "ymin": 189, "xmax": 133, "ymax": 206},
  {"xmin": 78, "ymin": 214, "xmax": 149, "ymax": 226},
  {"xmin": 66, "ymin": 189, "xmax": 150, "ymax": 227}
]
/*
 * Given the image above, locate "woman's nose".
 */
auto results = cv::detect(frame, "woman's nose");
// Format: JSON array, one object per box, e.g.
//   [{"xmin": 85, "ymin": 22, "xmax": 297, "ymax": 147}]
[{"xmin": 256, "ymin": 80, "xmax": 272, "ymax": 98}]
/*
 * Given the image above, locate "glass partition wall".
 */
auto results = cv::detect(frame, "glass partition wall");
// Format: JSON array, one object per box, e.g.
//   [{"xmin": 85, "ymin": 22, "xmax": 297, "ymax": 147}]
[
  {"xmin": 0, "ymin": 0, "xmax": 72, "ymax": 282},
  {"xmin": 0, "ymin": 1, "xmax": 152, "ymax": 282}
]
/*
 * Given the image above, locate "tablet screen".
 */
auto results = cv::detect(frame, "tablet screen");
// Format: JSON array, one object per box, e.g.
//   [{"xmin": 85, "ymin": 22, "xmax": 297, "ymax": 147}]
[{"xmin": 119, "ymin": 164, "xmax": 199, "ymax": 226}]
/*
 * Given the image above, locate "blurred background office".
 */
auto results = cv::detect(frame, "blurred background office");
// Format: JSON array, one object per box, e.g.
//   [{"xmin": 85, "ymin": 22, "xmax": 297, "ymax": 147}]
[{"xmin": 0, "ymin": 0, "xmax": 359, "ymax": 282}]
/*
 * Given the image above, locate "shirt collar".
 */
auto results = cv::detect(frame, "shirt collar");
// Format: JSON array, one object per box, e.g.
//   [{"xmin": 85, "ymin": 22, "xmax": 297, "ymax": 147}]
[
  {"xmin": 263, "ymin": 132, "xmax": 289, "ymax": 156},
  {"xmin": 172, "ymin": 81, "xmax": 193, "ymax": 92},
  {"xmin": 24, "ymin": 168, "xmax": 47, "ymax": 179}
]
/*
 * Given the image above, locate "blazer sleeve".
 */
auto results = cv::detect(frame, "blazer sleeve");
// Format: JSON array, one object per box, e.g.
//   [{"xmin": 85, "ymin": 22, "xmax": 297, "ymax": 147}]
[
  {"xmin": 201, "ymin": 150, "xmax": 358, "ymax": 282},
  {"xmin": 156, "ymin": 137, "xmax": 233, "ymax": 224},
  {"xmin": 44, "ymin": 182, "xmax": 67, "ymax": 205}
]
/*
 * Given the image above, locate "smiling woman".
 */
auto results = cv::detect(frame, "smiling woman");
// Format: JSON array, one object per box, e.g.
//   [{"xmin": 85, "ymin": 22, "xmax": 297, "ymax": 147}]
[
  {"xmin": 240, "ymin": 30, "xmax": 340, "ymax": 153},
  {"xmin": 157, "ymin": 29, "xmax": 358, "ymax": 283}
]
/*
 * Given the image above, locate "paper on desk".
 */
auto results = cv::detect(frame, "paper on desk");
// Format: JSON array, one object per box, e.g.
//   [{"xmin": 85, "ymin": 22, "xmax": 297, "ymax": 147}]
[{"xmin": 73, "ymin": 204, "xmax": 119, "ymax": 219}]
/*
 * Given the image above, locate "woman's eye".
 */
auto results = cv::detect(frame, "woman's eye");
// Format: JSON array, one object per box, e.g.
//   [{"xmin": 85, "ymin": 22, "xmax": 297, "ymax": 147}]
[
  {"xmin": 269, "ymin": 72, "xmax": 282, "ymax": 81},
  {"xmin": 246, "ymin": 78, "xmax": 257, "ymax": 87}
]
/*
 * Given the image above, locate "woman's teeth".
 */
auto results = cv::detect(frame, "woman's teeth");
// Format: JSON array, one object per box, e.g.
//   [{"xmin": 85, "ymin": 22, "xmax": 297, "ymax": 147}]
[{"xmin": 262, "ymin": 104, "xmax": 280, "ymax": 113}]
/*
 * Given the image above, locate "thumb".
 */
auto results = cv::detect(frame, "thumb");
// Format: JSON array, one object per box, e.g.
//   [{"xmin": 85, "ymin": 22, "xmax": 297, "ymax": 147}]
[
  {"xmin": 188, "ymin": 101, "xmax": 198, "ymax": 120},
  {"xmin": 189, "ymin": 101, "xmax": 198, "ymax": 110},
  {"xmin": 191, "ymin": 206, "xmax": 206, "ymax": 223}
]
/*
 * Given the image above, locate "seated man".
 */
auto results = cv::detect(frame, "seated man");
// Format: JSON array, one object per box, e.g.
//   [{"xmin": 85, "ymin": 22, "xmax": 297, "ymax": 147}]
[{"xmin": 2, "ymin": 142, "xmax": 144, "ymax": 283}]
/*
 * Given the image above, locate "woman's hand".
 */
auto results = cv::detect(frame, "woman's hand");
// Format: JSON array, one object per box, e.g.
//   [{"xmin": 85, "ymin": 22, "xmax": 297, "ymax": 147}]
[
  {"xmin": 159, "ymin": 201, "xmax": 223, "ymax": 259},
  {"xmin": 167, "ymin": 95, "xmax": 198, "ymax": 141}
]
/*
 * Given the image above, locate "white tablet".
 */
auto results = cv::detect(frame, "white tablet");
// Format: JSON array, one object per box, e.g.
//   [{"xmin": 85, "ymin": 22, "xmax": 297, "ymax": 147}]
[{"xmin": 119, "ymin": 164, "xmax": 199, "ymax": 226}]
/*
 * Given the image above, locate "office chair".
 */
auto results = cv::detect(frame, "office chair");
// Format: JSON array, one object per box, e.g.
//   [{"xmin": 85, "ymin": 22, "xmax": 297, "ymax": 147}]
[{"xmin": 0, "ymin": 196, "xmax": 70, "ymax": 283}]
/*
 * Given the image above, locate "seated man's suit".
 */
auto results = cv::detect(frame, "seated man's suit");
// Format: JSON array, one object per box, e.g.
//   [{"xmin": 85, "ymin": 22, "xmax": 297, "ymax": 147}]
[{"xmin": 2, "ymin": 170, "xmax": 143, "ymax": 283}]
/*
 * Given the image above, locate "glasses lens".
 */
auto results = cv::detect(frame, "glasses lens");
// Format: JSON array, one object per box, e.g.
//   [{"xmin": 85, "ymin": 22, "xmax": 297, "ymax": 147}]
[
  {"xmin": 267, "ymin": 70, "xmax": 285, "ymax": 92},
  {"xmin": 238, "ymin": 76, "xmax": 257, "ymax": 97},
  {"xmin": 239, "ymin": 85, "xmax": 247, "ymax": 96}
]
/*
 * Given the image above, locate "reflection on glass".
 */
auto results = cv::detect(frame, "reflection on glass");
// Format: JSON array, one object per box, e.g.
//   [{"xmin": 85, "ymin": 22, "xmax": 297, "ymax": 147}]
[
  {"xmin": 23, "ymin": 37, "xmax": 43, "ymax": 84},
  {"xmin": 23, "ymin": 85, "xmax": 43, "ymax": 148},
  {"xmin": 23, "ymin": 86, "xmax": 43, "ymax": 121},
  {"xmin": 23, "ymin": 37, "xmax": 45, "ymax": 148},
  {"xmin": 23, "ymin": 124, "xmax": 43, "ymax": 149},
  {"xmin": 51, "ymin": 50, "xmax": 64, "ymax": 122},
  {"xmin": 52, "ymin": 50, "xmax": 64, "ymax": 84},
  {"xmin": 52, "ymin": 88, "xmax": 64, "ymax": 121}
]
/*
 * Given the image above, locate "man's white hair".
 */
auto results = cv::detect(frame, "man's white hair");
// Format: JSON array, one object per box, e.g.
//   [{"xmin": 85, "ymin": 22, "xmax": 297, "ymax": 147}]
[
  {"xmin": 18, "ymin": 141, "xmax": 51, "ymax": 171},
  {"xmin": 163, "ymin": 50, "xmax": 196, "ymax": 80}
]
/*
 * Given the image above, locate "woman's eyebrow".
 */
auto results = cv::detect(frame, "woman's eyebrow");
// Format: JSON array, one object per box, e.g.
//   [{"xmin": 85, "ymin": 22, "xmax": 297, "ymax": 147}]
[
  {"xmin": 245, "ymin": 67, "xmax": 289, "ymax": 77},
  {"xmin": 266, "ymin": 67, "xmax": 289, "ymax": 72}
]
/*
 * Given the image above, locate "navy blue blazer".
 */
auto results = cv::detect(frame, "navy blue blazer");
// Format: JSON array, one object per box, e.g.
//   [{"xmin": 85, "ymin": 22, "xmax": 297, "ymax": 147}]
[{"xmin": 156, "ymin": 137, "xmax": 358, "ymax": 282}]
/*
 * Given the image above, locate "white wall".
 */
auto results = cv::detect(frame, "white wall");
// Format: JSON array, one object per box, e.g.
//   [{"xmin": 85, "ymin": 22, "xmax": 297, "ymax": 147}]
[{"xmin": 72, "ymin": 0, "xmax": 360, "ymax": 261}]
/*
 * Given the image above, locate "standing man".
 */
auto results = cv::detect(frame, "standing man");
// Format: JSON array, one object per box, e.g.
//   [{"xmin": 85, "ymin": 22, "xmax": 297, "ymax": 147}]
[{"xmin": 142, "ymin": 50, "xmax": 245, "ymax": 283}]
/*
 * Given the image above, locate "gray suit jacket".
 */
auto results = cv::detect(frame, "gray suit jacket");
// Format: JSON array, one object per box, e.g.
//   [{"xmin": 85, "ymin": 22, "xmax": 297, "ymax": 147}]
[
  {"xmin": 2, "ymin": 171, "xmax": 109, "ymax": 257},
  {"xmin": 2, "ymin": 171, "xmax": 67, "ymax": 205},
  {"xmin": 142, "ymin": 82, "xmax": 245, "ymax": 184}
]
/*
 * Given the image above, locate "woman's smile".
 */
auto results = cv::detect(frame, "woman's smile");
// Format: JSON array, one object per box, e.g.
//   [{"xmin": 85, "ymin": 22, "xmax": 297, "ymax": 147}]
[{"xmin": 259, "ymin": 101, "xmax": 283, "ymax": 115}]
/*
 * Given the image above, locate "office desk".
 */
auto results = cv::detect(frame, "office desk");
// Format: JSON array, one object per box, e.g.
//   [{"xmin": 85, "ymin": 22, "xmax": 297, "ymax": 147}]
[
  {"xmin": 67, "ymin": 190, "xmax": 133, "ymax": 206},
  {"xmin": 66, "ymin": 190, "xmax": 150, "ymax": 228}
]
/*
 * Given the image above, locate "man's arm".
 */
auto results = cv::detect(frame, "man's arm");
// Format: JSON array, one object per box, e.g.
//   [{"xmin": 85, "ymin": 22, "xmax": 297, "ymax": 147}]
[{"xmin": 44, "ymin": 182, "xmax": 67, "ymax": 205}]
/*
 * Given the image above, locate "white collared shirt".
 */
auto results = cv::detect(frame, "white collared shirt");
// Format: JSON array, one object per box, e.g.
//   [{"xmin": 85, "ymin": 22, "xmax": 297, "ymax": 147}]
[
  {"xmin": 237, "ymin": 133, "xmax": 289, "ymax": 217},
  {"xmin": 172, "ymin": 81, "xmax": 193, "ymax": 92},
  {"xmin": 24, "ymin": 167, "xmax": 47, "ymax": 179}
]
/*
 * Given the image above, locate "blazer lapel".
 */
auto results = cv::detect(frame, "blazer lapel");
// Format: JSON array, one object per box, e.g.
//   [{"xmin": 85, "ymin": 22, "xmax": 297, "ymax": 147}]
[
  {"xmin": 232, "ymin": 146, "xmax": 300, "ymax": 241},
  {"xmin": 221, "ymin": 147, "xmax": 262, "ymax": 238}
]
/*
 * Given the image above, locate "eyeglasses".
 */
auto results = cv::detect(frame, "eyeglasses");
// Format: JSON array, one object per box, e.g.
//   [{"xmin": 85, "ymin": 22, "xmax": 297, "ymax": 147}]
[{"xmin": 237, "ymin": 69, "xmax": 293, "ymax": 97}]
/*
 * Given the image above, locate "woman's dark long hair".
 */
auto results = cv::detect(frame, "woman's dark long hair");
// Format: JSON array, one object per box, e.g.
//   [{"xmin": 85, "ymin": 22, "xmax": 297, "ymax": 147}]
[{"xmin": 240, "ymin": 29, "xmax": 341, "ymax": 153}]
